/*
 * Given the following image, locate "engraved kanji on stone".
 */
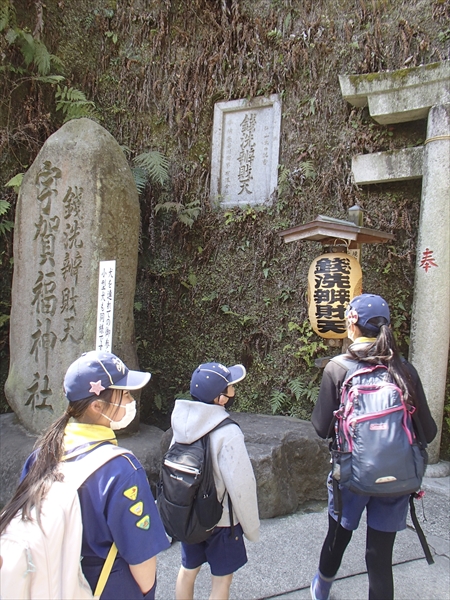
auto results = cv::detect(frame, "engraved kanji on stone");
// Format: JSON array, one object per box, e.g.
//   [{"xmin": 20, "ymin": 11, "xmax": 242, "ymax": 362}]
[
  {"xmin": 25, "ymin": 372, "xmax": 53, "ymax": 411},
  {"xmin": 35, "ymin": 161, "xmax": 62, "ymax": 215}
]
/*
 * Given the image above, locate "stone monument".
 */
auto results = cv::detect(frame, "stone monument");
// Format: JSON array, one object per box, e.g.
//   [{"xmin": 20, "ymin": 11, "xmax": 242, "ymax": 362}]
[
  {"xmin": 5, "ymin": 118, "xmax": 141, "ymax": 434},
  {"xmin": 339, "ymin": 61, "xmax": 450, "ymax": 463},
  {"xmin": 210, "ymin": 94, "xmax": 281, "ymax": 208}
]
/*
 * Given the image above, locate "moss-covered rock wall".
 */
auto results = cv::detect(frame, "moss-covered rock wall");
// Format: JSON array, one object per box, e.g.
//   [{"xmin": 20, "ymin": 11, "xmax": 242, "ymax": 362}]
[{"xmin": 1, "ymin": 0, "xmax": 449, "ymax": 452}]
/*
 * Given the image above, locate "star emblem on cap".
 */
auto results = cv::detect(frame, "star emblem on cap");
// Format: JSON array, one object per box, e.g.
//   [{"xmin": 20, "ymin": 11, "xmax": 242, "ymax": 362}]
[{"xmin": 89, "ymin": 380, "xmax": 105, "ymax": 395}]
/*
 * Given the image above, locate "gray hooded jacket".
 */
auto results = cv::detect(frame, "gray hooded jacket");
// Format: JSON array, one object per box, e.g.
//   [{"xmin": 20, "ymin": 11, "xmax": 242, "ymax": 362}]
[{"xmin": 170, "ymin": 399, "xmax": 260, "ymax": 542}]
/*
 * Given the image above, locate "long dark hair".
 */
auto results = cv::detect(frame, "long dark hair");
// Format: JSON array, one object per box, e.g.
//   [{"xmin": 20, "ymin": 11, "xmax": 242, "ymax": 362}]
[
  {"xmin": 0, "ymin": 388, "xmax": 120, "ymax": 534},
  {"xmin": 348, "ymin": 316, "xmax": 415, "ymax": 405}
]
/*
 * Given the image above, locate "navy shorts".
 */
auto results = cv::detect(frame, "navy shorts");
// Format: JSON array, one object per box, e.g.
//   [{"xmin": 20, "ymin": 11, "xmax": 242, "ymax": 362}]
[
  {"xmin": 181, "ymin": 524, "xmax": 248, "ymax": 576},
  {"xmin": 327, "ymin": 473, "xmax": 410, "ymax": 532}
]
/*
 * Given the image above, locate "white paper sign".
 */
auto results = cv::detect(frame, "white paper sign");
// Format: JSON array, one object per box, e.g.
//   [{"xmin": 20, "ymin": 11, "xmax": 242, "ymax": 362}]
[{"xmin": 95, "ymin": 260, "xmax": 116, "ymax": 352}]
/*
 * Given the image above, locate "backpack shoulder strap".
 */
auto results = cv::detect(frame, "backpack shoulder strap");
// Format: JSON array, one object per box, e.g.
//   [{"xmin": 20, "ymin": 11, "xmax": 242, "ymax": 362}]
[
  {"xmin": 332, "ymin": 355, "xmax": 389, "ymax": 387},
  {"xmin": 208, "ymin": 417, "xmax": 240, "ymax": 436},
  {"xmin": 60, "ymin": 444, "xmax": 132, "ymax": 490},
  {"xmin": 330, "ymin": 354, "xmax": 357, "ymax": 373},
  {"xmin": 60, "ymin": 445, "xmax": 133, "ymax": 598},
  {"xmin": 204, "ymin": 417, "xmax": 239, "ymax": 538}
]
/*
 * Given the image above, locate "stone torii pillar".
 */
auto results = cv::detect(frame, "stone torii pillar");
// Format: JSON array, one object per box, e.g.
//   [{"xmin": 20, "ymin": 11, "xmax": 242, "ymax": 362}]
[{"xmin": 339, "ymin": 61, "xmax": 450, "ymax": 464}]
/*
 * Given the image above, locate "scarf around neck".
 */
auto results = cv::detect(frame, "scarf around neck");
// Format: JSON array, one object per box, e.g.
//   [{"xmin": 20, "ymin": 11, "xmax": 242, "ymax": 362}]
[{"xmin": 63, "ymin": 422, "xmax": 117, "ymax": 461}]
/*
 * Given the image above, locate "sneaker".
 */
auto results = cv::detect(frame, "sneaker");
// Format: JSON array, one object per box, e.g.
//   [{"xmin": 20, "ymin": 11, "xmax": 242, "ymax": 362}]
[{"xmin": 310, "ymin": 571, "xmax": 334, "ymax": 600}]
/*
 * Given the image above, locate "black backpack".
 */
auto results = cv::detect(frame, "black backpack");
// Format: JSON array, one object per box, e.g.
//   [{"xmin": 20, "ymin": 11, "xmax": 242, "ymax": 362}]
[{"xmin": 157, "ymin": 417, "xmax": 237, "ymax": 544}]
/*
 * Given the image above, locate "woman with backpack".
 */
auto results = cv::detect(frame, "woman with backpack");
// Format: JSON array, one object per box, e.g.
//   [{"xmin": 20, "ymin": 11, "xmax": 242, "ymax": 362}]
[
  {"xmin": 310, "ymin": 294, "xmax": 437, "ymax": 600},
  {"xmin": 0, "ymin": 350, "xmax": 170, "ymax": 599}
]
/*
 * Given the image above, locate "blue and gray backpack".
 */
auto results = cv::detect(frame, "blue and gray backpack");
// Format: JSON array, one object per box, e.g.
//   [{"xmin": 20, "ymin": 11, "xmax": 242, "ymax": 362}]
[
  {"xmin": 329, "ymin": 356, "xmax": 433, "ymax": 564},
  {"xmin": 331, "ymin": 357, "xmax": 426, "ymax": 497}
]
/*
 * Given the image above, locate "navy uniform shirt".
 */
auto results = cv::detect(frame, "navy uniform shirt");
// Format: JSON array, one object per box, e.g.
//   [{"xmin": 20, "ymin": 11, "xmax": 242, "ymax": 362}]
[
  {"xmin": 74, "ymin": 450, "xmax": 169, "ymax": 565},
  {"xmin": 21, "ymin": 444, "xmax": 170, "ymax": 566}
]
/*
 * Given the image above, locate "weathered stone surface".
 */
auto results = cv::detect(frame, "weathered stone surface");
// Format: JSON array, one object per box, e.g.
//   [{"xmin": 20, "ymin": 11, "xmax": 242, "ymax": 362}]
[
  {"xmin": 352, "ymin": 147, "xmax": 423, "ymax": 184},
  {"xmin": 5, "ymin": 118, "xmax": 141, "ymax": 434},
  {"xmin": 0, "ymin": 414, "xmax": 38, "ymax": 508},
  {"xmin": 0, "ymin": 413, "xmax": 164, "ymax": 508},
  {"xmin": 161, "ymin": 412, "xmax": 330, "ymax": 519},
  {"xmin": 409, "ymin": 103, "xmax": 450, "ymax": 463},
  {"xmin": 0, "ymin": 412, "xmax": 330, "ymax": 518},
  {"xmin": 339, "ymin": 61, "xmax": 450, "ymax": 124}
]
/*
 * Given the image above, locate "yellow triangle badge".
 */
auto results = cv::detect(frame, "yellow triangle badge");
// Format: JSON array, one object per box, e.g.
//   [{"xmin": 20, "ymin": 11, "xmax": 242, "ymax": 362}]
[
  {"xmin": 129, "ymin": 501, "xmax": 144, "ymax": 516},
  {"xmin": 123, "ymin": 486, "xmax": 138, "ymax": 501},
  {"xmin": 136, "ymin": 515, "xmax": 150, "ymax": 530}
]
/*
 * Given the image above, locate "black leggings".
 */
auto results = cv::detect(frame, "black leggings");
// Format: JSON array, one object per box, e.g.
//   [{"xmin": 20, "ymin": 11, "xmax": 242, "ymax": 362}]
[{"xmin": 319, "ymin": 514, "xmax": 397, "ymax": 600}]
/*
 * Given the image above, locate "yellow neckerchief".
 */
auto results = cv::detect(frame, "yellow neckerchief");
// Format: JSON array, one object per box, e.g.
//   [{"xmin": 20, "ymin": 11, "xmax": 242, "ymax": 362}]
[
  {"xmin": 63, "ymin": 422, "xmax": 117, "ymax": 461},
  {"xmin": 353, "ymin": 336, "xmax": 376, "ymax": 344}
]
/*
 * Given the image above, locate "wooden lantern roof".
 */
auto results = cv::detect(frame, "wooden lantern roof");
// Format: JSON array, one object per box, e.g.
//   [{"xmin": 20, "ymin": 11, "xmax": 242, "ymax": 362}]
[{"xmin": 278, "ymin": 215, "xmax": 394, "ymax": 245}]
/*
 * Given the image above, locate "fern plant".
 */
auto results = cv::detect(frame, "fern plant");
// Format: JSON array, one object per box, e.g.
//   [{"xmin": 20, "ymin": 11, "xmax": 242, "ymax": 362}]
[
  {"xmin": 55, "ymin": 85, "xmax": 98, "ymax": 122},
  {"xmin": 288, "ymin": 375, "xmax": 320, "ymax": 405},
  {"xmin": 0, "ymin": 199, "xmax": 13, "ymax": 236},
  {"xmin": 154, "ymin": 199, "xmax": 201, "ymax": 229},
  {"xmin": 1, "ymin": 3, "xmax": 96, "ymax": 122},
  {"xmin": 133, "ymin": 151, "xmax": 170, "ymax": 188},
  {"xmin": 5, "ymin": 172, "xmax": 23, "ymax": 193},
  {"xmin": 270, "ymin": 389, "xmax": 289, "ymax": 414},
  {"xmin": 3, "ymin": 19, "xmax": 62, "ymax": 76}
]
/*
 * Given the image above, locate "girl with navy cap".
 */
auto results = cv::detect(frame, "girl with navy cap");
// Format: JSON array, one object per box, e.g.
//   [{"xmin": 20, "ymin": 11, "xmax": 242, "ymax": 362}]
[
  {"xmin": 0, "ymin": 350, "xmax": 170, "ymax": 599},
  {"xmin": 310, "ymin": 294, "xmax": 437, "ymax": 600}
]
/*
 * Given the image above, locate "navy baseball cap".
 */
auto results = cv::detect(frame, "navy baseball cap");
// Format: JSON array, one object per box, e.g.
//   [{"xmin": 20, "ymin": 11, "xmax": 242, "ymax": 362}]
[
  {"xmin": 345, "ymin": 294, "xmax": 390, "ymax": 333},
  {"xmin": 64, "ymin": 350, "xmax": 151, "ymax": 402},
  {"xmin": 190, "ymin": 362, "xmax": 246, "ymax": 404}
]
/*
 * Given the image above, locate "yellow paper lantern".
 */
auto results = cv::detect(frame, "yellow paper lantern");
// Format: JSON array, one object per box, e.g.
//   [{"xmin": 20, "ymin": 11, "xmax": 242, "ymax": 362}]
[{"xmin": 308, "ymin": 252, "xmax": 363, "ymax": 339}]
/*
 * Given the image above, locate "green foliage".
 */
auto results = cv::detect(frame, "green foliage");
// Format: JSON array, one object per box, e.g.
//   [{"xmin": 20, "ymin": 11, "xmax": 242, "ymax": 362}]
[
  {"xmin": 155, "ymin": 199, "xmax": 201, "ymax": 228},
  {"xmin": 223, "ymin": 206, "xmax": 259, "ymax": 225},
  {"xmin": 0, "ymin": 312, "xmax": 9, "ymax": 328},
  {"xmin": 131, "ymin": 167, "xmax": 148, "ymax": 194},
  {"xmin": 131, "ymin": 151, "xmax": 200, "ymax": 227},
  {"xmin": 3, "ymin": 20, "xmax": 59, "ymax": 76},
  {"xmin": 270, "ymin": 373, "xmax": 320, "ymax": 418},
  {"xmin": 387, "ymin": 288, "xmax": 412, "ymax": 353},
  {"xmin": 0, "ymin": 199, "xmax": 13, "ymax": 235},
  {"xmin": 0, "ymin": 1, "xmax": 13, "ymax": 33},
  {"xmin": 289, "ymin": 375, "xmax": 320, "ymax": 404},
  {"xmin": 133, "ymin": 151, "xmax": 170, "ymax": 187},
  {"xmin": 438, "ymin": 29, "xmax": 450, "ymax": 43},
  {"xmin": 55, "ymin": 85, "xmax": 98, "ymax": 122},
  {"xmin": 0, "ymin": 0, "xmax": 447, "ymax": 450},
  {"xmin": 5, "ymin": 172, "xmax": 23, "ymax": 193},
  {"xmin": 220, "ymin": 304, "xmax": 256, "ymax": 327},
  {"xmin": 278, "ymin": 161, "xmax": 316, "ymax": 197},
  {"xmin": 284, "ymin": 320, "xmax": 329, "ymax": 367},
  {"xmin": 269, "ymin": 388, "xmax": 288, "ymax": 413}
]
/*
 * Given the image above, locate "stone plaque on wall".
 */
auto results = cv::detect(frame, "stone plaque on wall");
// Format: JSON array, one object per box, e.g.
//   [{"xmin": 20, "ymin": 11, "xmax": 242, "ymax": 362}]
[
  {"xmin": 5, "ymin": 118, "xmax": 141, "ymax": 434},
  {"xmin": 210, "ymin": 95, "xmax": 282, "ymax": 208}
]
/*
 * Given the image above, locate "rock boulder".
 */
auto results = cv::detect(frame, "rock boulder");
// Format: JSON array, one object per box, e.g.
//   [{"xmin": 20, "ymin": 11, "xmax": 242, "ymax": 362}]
[
  {"xmin": 1, "ymin": 412, "xmax": 330, "ymax": 518},
  {"xmin": 161, "ymin": 411, "xmax": 330, "ymax": 519}
]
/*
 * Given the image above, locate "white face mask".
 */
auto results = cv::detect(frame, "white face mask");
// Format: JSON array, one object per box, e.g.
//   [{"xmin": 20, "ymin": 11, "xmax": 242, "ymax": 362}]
[{"xmin": 102, "ymin": 399, "xmax": 136, "ymax": 430}]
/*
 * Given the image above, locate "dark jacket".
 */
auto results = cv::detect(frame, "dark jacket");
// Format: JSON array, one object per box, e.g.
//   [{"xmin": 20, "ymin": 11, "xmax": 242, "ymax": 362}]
[{"xmin": 311, "ymin": 343, "xmax": 437, "ymax": 444}]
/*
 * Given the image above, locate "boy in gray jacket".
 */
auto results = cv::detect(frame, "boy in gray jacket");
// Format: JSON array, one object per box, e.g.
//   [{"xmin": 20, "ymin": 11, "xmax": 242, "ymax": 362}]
[{"xmin": 173, "ymin": 362, "xmax": 260, "ymax": 600}]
